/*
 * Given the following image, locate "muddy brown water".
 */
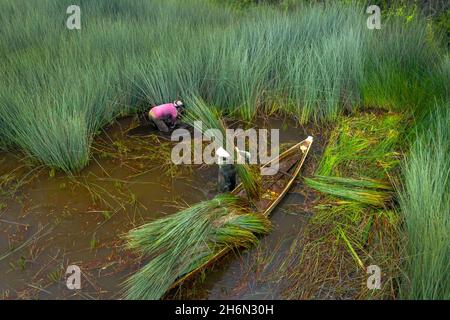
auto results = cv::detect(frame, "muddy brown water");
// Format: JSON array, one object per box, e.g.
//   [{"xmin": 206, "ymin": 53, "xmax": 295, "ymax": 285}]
[{"xmin": 0, "ymin": 116, "xmax": 325, "ymax": 299}]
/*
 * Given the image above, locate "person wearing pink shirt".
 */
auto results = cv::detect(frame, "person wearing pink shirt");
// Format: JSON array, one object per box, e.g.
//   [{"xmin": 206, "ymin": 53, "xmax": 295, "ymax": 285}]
[{"xmin": 143, "ymin": 100, "xmax": 184, "ymax": 133}]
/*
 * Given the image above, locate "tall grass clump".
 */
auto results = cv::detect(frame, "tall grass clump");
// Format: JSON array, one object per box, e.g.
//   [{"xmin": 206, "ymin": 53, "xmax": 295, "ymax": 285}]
[
  {"xmin": 0, "ymin": 56, "xmax": 120, "ymax": 172},
  {"xmin": 363, "ymin": 10, "xmax": 448, "ymax": 115},
  {"xmin": 124, "ymin": 194, "xmax": 271, "ymax": 299},
  {"xmin": 398, "ymin": 105, "xmax": 449, "ymax": 300},
  {"xmin": 0, "ymin": 0, "xmax": 129, "ymax": 171}
]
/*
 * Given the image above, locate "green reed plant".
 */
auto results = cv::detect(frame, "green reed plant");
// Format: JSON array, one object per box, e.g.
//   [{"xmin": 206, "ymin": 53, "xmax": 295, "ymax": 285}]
[
  {"xmin": 363, "ymin": 12, "xmax": 447, "ymax": 114},
  {"xmin": 398, "ymin": 105, "xmax": 449, "ymax": 299}
]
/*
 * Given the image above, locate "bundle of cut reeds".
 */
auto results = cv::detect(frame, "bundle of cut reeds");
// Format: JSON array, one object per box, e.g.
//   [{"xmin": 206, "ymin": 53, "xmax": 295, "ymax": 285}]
[{"xmin": 123, "ymin": 194, "xmax": 270, "ymax": 300}]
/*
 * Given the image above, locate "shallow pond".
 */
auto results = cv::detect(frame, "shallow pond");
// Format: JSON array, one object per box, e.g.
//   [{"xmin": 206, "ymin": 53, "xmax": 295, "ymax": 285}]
[{"xmin": 0, "ymin": 116, "xmax": 325, "ymax": 299}]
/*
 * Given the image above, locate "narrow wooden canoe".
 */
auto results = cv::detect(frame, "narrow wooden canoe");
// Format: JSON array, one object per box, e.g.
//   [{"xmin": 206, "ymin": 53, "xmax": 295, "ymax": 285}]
[{"xmin": 167, "ymin": 136, "xmax": 313, "ymax": 294}]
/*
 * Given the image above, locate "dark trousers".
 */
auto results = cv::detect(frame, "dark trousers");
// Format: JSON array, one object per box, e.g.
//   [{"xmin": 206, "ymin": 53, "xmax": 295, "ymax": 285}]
[
  {"xmin": 149, "ymin": 113, "xmax": 170, "ymax": 133},
  {"xmin": 218, "ymin": 164, "xmax": 236, "ymax": 192}
]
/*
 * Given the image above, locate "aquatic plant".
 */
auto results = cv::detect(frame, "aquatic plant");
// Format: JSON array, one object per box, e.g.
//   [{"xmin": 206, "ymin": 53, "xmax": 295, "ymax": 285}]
[
  {"xmin": 124, "ymin": 193, "xmax": 271, "ymax": 299},
  {"xmin": 398, "ymin": 105, "xmax": 450, "ymax": 299}
]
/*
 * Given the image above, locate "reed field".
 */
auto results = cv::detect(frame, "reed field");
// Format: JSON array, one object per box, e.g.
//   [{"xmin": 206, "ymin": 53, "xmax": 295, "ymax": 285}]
[
  {"xmin": 0, "ymin": 0, "xmax": 448, "ymax": 300},
  {"xmin": 0, "ymin": 0, "xmax": 447, "ymax": 171}
]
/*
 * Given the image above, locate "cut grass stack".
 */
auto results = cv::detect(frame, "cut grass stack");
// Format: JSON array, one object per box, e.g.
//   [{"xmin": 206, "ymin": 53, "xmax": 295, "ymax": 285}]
[
  {"xmin": 305, "ymin": 176, "xmax": 393, "ymax": 207},
  {"xmin": 124, "ymin": 194, "xmax": 271, "ymax": 300},
  {"xmin": 288, "ymin": 112, "xmax": 405, "ymax": 299},
  {"xmin": 314, "ymin": 113, "xmax": 404, "ymax": 179}
]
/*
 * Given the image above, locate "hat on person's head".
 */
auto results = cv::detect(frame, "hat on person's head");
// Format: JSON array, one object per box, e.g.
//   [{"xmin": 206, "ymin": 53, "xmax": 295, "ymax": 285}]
[{"xmin": 174, "ymin": 100, "xmax": 184, "ymax": 108}]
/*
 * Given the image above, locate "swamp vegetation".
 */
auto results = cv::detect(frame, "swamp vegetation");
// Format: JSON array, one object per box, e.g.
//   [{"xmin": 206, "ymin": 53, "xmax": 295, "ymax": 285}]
[{"xmin": 0, "ymin": 0, "xmax": 448, "ymax": 300}]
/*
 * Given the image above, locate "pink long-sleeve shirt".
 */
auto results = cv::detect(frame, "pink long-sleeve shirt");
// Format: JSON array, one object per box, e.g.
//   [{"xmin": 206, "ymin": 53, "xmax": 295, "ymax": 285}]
[{"xmin": 149, "ymin": 103, "xmax": 178, "ymax": 122}]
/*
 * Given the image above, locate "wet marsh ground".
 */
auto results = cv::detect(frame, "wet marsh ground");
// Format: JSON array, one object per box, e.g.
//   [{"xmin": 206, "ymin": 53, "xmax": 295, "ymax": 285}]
[{"xmin": 0, "ymin": 116, "xmax": 325, "ymax": 299}]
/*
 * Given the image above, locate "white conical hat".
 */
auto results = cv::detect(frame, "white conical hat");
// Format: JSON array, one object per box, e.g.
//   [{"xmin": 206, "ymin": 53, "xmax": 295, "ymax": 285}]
[{"xmin": 216, "ymin": 147, "xmax": 231, "ymax": 158}]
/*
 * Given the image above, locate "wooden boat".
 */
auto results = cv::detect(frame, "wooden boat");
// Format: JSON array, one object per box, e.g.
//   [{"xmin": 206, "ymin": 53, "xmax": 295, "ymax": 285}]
[{"xmin": 167, "ymin": 136, "xmax": 313, "ymax": 293}]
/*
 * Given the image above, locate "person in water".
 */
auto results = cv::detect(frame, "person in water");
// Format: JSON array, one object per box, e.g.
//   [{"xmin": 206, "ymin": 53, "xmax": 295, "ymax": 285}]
[{"xmin": 143, "ymin": 100, "xmax": 184, "ymax": 133}]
